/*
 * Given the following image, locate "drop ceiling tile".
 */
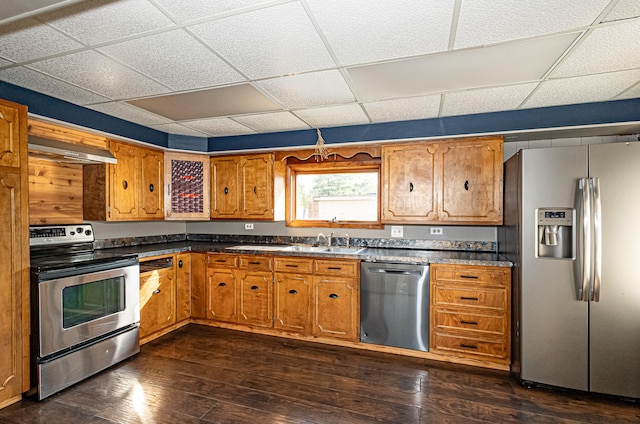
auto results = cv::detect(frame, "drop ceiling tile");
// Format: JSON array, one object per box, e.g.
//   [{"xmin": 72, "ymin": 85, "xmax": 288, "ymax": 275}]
[
  {"xmin": 306, "ymin": 0, "xmax": 454, "ymax": 66},
  {"xmin": 603, "ymin": 0, "xmax": 640, "ymax": 22},
  {"xmin": 0, "ymin": 66, "xmax": 111, "ymax": 104},
  {"xmin": 153, "ymin": 0, "xmax": 272, "ymax": 24},
  {"xmin": 256, "ymin": 70, "xmax": 354, "ymax": 109},
  {"xmin": 522, "ymin": 69, "xmax": 640, "ymax": 109},
  {"xmin": 182, "ymin": 117, "xmax": 257, "ymax": 137},
  {"xmin": 294, "ymin": 104, "xmax": 369, "ymax": 128},
  {"xmin": 234, "ymin": 112, "xmax": 310, "ymax": 133},
  {"xmin": 348, "ymin": 33, "xmax": 578, "ymax": 101},
  {"xmin": 0, "ymin": 0, "xmax": 76, "ymax": 23},
  {"xmin": 151, "ymin": 123, "xmax": 210, "ymax": 137},
  {"xmin": 189, "ymin": 2, "xmax": 335, "ymax": 79},
  {"xmin": 455, "ymin": 0, "xmax": 610, "ymax": 49},
  {"xmin": 44, "ymin": 0, "xmax": 174, "ymax": 45},
  {"xmin": 0, "ymin": 18, "xmax": 82, "ymax": 62},
  {"xmin": 99, "ymin": 29, "xmax": 244, "ymax": 91},
  {"xmin": 363, "ymin": 95, "xmax": 441, "ymax": 123},
  {"xmin": 441, "ymin": 83, "xmax": 538, "ymax": 117},
  {"xmin": 86, "ymin": 102, "xmax": 172, "ymax": 126},
  {"xmin": 616, "ymin": 82, "xmax": 640, "ymax": 100},
  {"xmin": 552, "ymin": 20, "xmax": 640, "ymax": 78},
  {"xmin": 0, "ymin": 58, "xmax": 13, "ymax": 67},
  {"xmin": 28, "ymin": 50, "xmax": 171, "ymax": 99}
]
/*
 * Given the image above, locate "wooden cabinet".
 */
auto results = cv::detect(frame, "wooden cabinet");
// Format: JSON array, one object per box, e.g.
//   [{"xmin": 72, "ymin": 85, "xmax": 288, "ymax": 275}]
[
  {"xmin": 205, "ymin": 254, "xmax": 238, "ymax": 322},
  {"xmin": 190, "ymin": 253, "xmax": 208, "ymax": 319},
  {"xmin": 237, "ymin": 256, "xmax": 273, "ymax": 328},
  {"xmin": 175, "ymin": 253, "xmax": 192, "ymax": 322},
  {"xmin": 211, "ymin": 153, "xmax": 284, "ymax": 220},
  {"xmin": 0, "ymin": 99, "xmax": 29, "ymax": 409},
  {"xmin": 382, "ymin": 136, "xmax": 503, "ymax": 225},
  {"xmin": 274, "ymin": 258, "xmax": 313, "ymax": 334},
  {"xmin": 430, "ymin": 264, "xmax": 511, "ymax": 365},
  {"xmin": 139, "ymin": 256, "xmax": 176, "ymax": 339},
  {"xmin": 164, "ymin": 152, "xmax": 210, "ymax": 220},
  {"xmin": 84, "ymin": 140, "xmax": 164, "ymax": 221}
]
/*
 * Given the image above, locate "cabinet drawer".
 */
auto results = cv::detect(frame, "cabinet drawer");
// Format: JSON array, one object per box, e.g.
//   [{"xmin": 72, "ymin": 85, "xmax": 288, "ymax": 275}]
[
  {"xmin": 433, "ymin": 309, "xmax": 506, "ymax": 336},
  {"xmin": 433, "ymin": 286, "xmax": 506, "ymax": 310},
  {"xmin": 433, "ymin": 333, "xmax": 507, "ymax": 360},
  {"xmin": 274, "ymin": 257, "xmax": 313, "ymax": 274},
  {"xmin": 239, "ymin": 255, "xmax": 272, "ymax": 271},
  {"xmin": 208, "ymin": 254, "xmax": 238, "ymax": 268},
  {"xmin": 432, "ymin": 265, "xmax": 508, "ymax": 287},
  {"xmin": 314, "ymin": 260, "xmax": 358, "ymax": 277}
]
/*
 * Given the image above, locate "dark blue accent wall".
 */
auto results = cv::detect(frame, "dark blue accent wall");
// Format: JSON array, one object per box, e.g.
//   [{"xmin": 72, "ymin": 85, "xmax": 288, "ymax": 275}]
[{"xmin": 3, "ymin": 80, "xmax": 639, "ymax": 153}]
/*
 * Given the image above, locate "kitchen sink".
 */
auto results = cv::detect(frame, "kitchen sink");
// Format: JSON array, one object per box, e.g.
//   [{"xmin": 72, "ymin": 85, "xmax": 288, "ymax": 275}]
[
  {"xmin": 226, "ymin": 245, "xmax": 367, "ymax": 255},
  {"xmin": 322, "ymin": 246, "xmax": 367, "ymax": 254},
  {"xmin": 280, "ymin": 245, "xmax": 328, "ymax": 252},
  {"xmin": 226, "ymin": 245, "xmax": 289, "ymax": 251}
]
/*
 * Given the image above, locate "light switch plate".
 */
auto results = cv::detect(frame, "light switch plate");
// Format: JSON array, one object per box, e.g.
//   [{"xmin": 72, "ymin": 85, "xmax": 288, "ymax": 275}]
[
  {"xmin": 391, "ymin": 226, "xmax": 403, "ymax": 237},
  {"xmin": 244, "ymin": 223, "xmax": 254, "ymax": 230}
]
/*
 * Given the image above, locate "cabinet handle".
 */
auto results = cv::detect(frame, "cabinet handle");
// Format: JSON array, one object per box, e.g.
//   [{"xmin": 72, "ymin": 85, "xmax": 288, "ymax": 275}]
[
  {"xmin": 285, "ymin": 264, "xmax": 298, "ymax": 268},
  {"xmin": 215, "ymin": 259, "xmax": 228, "ymax": 263},
  {"xmin": 460, "ymin": 275, "xmax": 479, "ymax": 279},
  {"xmin": 253, "ymin": 186, "xmax": 257, "ymax": 194},
  {"xmin": 122, "ymin": 180, "xmax": 128, "ymax": 190},
  {"xmin": 329, "ymin": 293, "xmax": 338, "ymax": 299},
  {"xmin": 249, "ymin": 261, "xmax": 261, "ymax": 265},
  {"xmin": 149, "ymin": 183, "xmax": 154, "ymax": 192},
  {"xmin": 460, "ymin": 320, "xmax": 478, "ymax": 325},
  {"xmin": 224, "ymin": 187, "xmax": 229, "ymax": 194},
  {"xmin": 409, "ymin": 182, "xmax": 414, "ymax": 192},
  {"xmin": 464, "ymin": 180, "xmax": 469, "ymax": 191},
  {"xmin": 218, "ymin": 282, "xmax": 227, "ymax": 287},
  {"xmin": 152, "ymin": 289, "xmax": 161, "ymax": 295},
  {"xmin": 328, "ymin": 267, "xmax": 342, "ymax": 270},
  {"xmin": 460, "ymin": 344, "xmax": 478, "ymax": 349},
  {"xmin": 289, "ymin": 289, "xmax": 298, "ymax": 295},
  {"xmin": 251, "ymin": 285, "xmax": 259, "ymax": 291},
  {"xmin": 178, "ymin": 260, "xmax": 183, "ymax": 268},
  {"xmin": 460, "ymin": 296, "xmax": 479, "ymax": 301}
]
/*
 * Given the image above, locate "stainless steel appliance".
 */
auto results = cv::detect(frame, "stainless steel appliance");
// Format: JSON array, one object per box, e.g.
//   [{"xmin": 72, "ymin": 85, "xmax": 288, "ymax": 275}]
[
  {"xmin": 499, "ymin": 143, "xmax": 640, "ymax": 399},
  {"xmin": 360, "ymin": 262, "xmax": 430, "ymax": 351},
  {"xmin": 30, "ymin": 224, "xmax": 140, "ymax": 400}
]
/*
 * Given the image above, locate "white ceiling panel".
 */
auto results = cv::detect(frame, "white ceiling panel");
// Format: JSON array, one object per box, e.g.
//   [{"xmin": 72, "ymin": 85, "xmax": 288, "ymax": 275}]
[
  {"xmin": 189, "ymin": 2, "xmax": 335, "ymax": 79},
  {"xmin": 0, "ymin": 0, "xmax": 85, "ymax": 25},
  {"xmin": 256, "ymin": 70, "xmax": 354, "ymax": 109},
  {"xmin": 99, "ymin": 29, "xmax": 244, "ymax": 91},
  {"xmin": 363, "ymin": 95, "xmax": 441, "ymax": 123},
  {"xmin": 43, "ymin": 0, "xmax": 174, "ymax": 45},
  {"xmin": 234, "ymin": 111, "xmax": 310, "ymax": 133},
  {"xmin": 552, "ymin": 20, "xmax": 640, "ymax": 78},
  {"xmin": 86, "ymin": 102, "xmax": 173, "ymax": 126},
  {"xmin": 348, "ymin": 33, "xmax": 578, "ymax": 101},
  {"xmin": 603, "ymin": 0, "xmax": 640, "ymax": 22},
  {"xmin": 294, "ymin": 104, "xmax": 369, "ymax": 128},
  {"xmin": 455, "ymin": 0, "xmax": 610, "ymax": 49},
  {"xmin": 306, "ymin": 0, "xmax": 455, "ymax": 66},
  {"xmin": 441, "ymin": 83, "xmax": 539, "ymax": 117},
  {"xmin": 153, "ymin": 0, "xmax": 273, "ymax": 24},
  {"xmin": 28, "ymin": 50, "xmax": 171, "ymax": 99},
  {"xmin": 523, "ymin": 69, "xmax": 640, "ymax": 109},
  {"xmin": 0, "ymin": 18, "xmax": 82, "ymax": 62},
  {"xmin": 0, "ymin": 58, "xmax": 13, "ymax": 67},
  {"xmin": 150, "ymin": 122, "xmax": 210, "ymax": 137},
  {"xmin": 616, "ymin": 82, "xmax": 640, "ymax": 100},
  {"xmin": 0, "ymin": 66, "xmax": 111, "ymax": 105},
  {"xmin": 182, "ymin": 117, "xmax": 256, "ymax": 137}
]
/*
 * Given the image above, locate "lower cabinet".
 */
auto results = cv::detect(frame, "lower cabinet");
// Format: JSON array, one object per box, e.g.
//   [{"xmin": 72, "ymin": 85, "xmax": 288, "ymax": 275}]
[
  {"xmin": 237, "ymin": 256, "xmax": 273, "ymax": 328},
  {"xmin": 429, "ymin": 264, "xmax": 511, "ymax": 365},
  {"xmin": 274, "ymin": 260, "xmax": 313, "ymax": 333},
  {"xmin": 139, "ymin": 256, "xmax": 176, "ymax": 339}
]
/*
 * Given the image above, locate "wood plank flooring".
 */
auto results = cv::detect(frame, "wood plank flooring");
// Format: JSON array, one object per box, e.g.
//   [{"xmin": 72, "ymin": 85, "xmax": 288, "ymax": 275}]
[{"xmin": 1, "ymin": 324, "xmax": 638, "ymax": 423}]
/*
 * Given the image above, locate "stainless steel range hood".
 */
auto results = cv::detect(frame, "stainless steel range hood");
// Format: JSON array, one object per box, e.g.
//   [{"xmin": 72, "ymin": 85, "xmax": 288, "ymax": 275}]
[{"xmin": 28, "ymin": 135, "xmax": 117, "ymax": 164}]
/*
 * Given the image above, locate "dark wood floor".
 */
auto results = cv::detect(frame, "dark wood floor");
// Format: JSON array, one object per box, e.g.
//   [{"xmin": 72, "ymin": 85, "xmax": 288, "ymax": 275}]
[{"xmin": 1, "ymin": 325, "xmax": 638, "ymax": 423}]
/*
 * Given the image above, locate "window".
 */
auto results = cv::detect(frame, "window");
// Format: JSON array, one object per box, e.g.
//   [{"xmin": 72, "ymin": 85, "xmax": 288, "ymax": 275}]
[{"xmin": 286, "ymin": 159, "xmax": 382, "ymax": 228}]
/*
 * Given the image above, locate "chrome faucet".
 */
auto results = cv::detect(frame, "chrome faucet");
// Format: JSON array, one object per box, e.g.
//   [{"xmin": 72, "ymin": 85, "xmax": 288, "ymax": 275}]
[
  {"xmin": 317, "ymin": 232, "xmax": 334, "ymax": 246},
  {"xmin": 345, "ymin": 233, "xmax": 351, "ymax": 248}
]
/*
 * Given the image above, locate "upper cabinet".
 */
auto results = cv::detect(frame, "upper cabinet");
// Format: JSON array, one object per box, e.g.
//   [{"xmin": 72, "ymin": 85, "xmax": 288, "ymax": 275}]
[
  {"xmin": 0, "ymin": 102, "xmax": 24, "ymax": 169},
  {"xmin": 84, "ymin": 140, "xmax": 164, "ymax": 221},
  {"xmin": 164, "ymin": 152, "xmax": 210, "ymax": 220},
  {"xmin": 382, "ymin": 137, "xmax": 503, "ymax": 225},
  {"xmin": 211, "ymin": 153, "xmax": 284, "ymax": 220}
]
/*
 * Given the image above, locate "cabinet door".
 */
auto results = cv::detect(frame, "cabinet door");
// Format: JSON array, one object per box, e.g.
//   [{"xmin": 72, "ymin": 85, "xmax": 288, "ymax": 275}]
[
  {"xmin": 438, "ymin": 138, "xmax": 503, "ymax": 224},
  {"xmin": 382, "ymin": 143, "xmax": 438, "ymax": 222},
  {"xmin": 211, "ymin": 156, "xmax": 240, "ymax": 218},
  {"xmin": 190, "ymin": 253, "xmax": 207, "ymax": 319},
  {"xmin": 109, "ymin": 141, "xmax": 138, "ymax": 220},
  {"xmin": 175, "ymin": 253, "xmax": 191, "ymax": 322},
  {"xmin": 237, "ymin": 271, "xmax": 272, "ymax": 328},
  {"xmin": 242, "ymin": 154, "xmax": 273, "ymax": 219},
  {"xmin": 138, "ymin": 147, "xmax": 164, "ymax": 219},
  {"xmin": 165, "ymin": 152, "xmax": 210, "ymax": 220},
  {"xmin": 313, "ymin": 276, "xmax": 358, "ymax": 340},
  {"xmin": 140, "ymin": 268, "xmax": 176, "ymax": 338},
  {"xmin": 206, "ymin": 268, "xmax": 237, "ymax": 322},
  {"xmin": 273, "ymin": 273, "xmax": 311, "ymax": 333},
  {"xmin": 0, "ymin": 171, "xmax": 27, "ymax": 406},
  {"xmin": 0, "ymin": 100, "xmax": 24, "ymax": 168}
]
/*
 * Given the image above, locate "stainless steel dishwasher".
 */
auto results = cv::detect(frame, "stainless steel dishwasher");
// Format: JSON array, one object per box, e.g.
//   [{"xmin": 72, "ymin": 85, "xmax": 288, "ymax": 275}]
[{"xmin": 360, "ymin": 261, "xmax": 430, "ymax": 351}]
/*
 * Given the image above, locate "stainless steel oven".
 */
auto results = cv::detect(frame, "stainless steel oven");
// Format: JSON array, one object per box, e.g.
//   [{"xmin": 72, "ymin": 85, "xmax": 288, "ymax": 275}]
[{"xmin": 30, "ymin": 224, "xmax": 140, "ymax": 400}]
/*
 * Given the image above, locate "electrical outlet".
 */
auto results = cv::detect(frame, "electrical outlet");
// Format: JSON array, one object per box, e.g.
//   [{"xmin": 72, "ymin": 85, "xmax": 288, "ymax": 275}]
[
  {"xmin": 430, "ymin": 227, "xmax": 443, "ymax": 235},
  {"xmin": 391, "ymin": 226, "xmax": 403, "ymax": 237},
  {"xmin": 244, "ymin": 223, "xmax": 254, "ymax": 230}
]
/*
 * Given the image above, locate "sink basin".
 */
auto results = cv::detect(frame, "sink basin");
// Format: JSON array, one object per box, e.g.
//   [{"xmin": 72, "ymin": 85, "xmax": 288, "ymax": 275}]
[
  {"xmin": 280, "ymin": 245, "xmax": 327, "ymax": 252},
  {"xmin": 322, "ymin": 247, "xmax": 367, "ymax": 254},
  {"xmin": 226, "ymin": 245, "xmax": 289, "ymax": 251}
]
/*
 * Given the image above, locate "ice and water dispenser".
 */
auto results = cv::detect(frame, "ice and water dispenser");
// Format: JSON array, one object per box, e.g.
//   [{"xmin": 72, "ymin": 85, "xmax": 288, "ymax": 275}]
[{"xmin": 536, "ymin": 208, "xmax": 574, "ymax": 259}]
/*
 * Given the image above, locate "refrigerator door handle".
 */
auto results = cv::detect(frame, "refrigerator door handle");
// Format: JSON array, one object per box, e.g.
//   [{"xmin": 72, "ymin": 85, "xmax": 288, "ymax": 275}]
[
  {"xmin": 574, "ymin": 178, "xmax": 590, "ymax": 301},
  {"xmin": 591, "ymin": 177, "xmax": 602, "ymax": 302}
]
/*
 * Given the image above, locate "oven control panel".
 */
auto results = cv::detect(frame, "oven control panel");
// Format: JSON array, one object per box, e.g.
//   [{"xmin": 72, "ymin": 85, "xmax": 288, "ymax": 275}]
[{"xmin": 29, "ymin": 224, "xmax": 94, "ymax": 246}]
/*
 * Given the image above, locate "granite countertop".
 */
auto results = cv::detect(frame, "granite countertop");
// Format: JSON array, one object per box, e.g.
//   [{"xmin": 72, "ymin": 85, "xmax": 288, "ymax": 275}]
[{"xmin": 99, "ymin": 241, "xmax": 512, "ymax": 267}]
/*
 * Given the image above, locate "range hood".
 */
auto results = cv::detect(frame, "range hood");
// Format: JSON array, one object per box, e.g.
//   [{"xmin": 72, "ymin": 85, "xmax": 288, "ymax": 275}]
[{"xmin": 28, "ymin": 135, "xmax": 117, "ymax": 164}]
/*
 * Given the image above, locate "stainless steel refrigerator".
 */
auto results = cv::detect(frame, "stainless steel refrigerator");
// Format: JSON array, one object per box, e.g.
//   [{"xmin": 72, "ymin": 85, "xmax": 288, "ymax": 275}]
[{"xmin": 499, "ymin": 142, "xmax": 640, "ymax": 399}]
